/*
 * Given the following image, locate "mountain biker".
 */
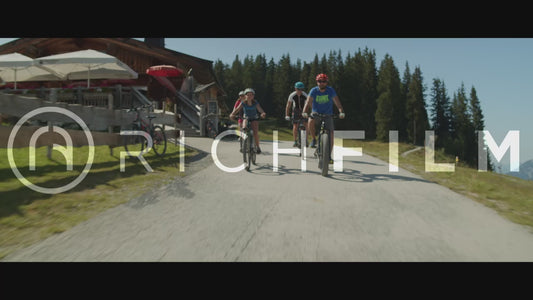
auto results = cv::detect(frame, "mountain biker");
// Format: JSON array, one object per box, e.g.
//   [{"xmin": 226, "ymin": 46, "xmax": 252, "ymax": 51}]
[
  {"xmin": 230, "ymin": 88, "xmax": 266, "ymax": 154},
  {"xmin": 233, "ymin": 90, "xmax": 246, "ymax": 132},
  {"xmin": 302, "ymin": 73, "xmax": 345, "ymax": 163},
  {"xmin": 285, "ymin": 81, "xmax": 310, "ymax": 147}
]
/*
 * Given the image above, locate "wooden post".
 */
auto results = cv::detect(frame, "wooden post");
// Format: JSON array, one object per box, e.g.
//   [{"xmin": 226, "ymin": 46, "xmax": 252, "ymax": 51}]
[
  {"xmin": 199, "ymin": 104, "xmax": 205, "ymax": 137},
  {"xmin": 115, "ymin": 84, "xmax": 122, "ymax": 108},
  {"xmin": 162, "ymin": 99, "xmax": 166, "ymax": 132},
  {"xmin": 76, "ymin": 86, "xmax": 82, "ymax": 105},
  {"xmin": 47, "ymin": 88, "xmax": 57, "ymax": 160},
  {"xmin": 174, "ymin": 103, "xmax": 178, "ymax": 146},
  {"xmin": 108, "ymin": 93, "xmax": 114, "ymax": 156}
]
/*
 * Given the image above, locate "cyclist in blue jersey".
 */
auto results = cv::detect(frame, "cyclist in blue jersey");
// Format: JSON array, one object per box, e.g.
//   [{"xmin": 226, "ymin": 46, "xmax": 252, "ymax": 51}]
[
  {"xmin": 302, "ymin": 74, "xmax": 345, "ymax": 161},
  {"xmin": 230, "ymin": 88, "xmax": 266, "ymax": 154}
]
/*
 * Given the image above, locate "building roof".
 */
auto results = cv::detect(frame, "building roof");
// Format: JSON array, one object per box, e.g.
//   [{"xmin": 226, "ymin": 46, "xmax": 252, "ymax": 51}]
[{"xmin": 0, "ymin": 38, "xmax": 226, "ymax": 96}]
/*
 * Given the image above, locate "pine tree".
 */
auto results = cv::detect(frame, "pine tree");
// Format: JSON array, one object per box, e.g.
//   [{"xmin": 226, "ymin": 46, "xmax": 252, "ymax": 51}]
[
  {"xmin": 469, "ymin": 86, "xmax": 492, "ymax": 170},
  {"xmin": 300, "ymin": 61, "xmax": 311, "ymax": 86},
  {"xmin": 252, "ymin": 54, "xmax": 269, "ymax": 114},
  {"xmin": 226, "ymin": 55, "xmax": 244, "ymax": 104},
  {"xmin": 406, "ymin": 66, "xmax": 429, "ymax": 145},
  {"xmin": 450, "ymin": 83, "xmax": 476, "ymax": 166},
  {"xmin": 213, "ymin": 59, "xmax": 230, "ymax": 110},
  {"xmin": 272, "ymin": 54, "xmax": 293, "ymax": 118},
  {"xmin": 263, "ymin": 58, "xmax": 276, "ymax": 115},
  {"xmin": 337, "ymin": 50, "xmax": 360, "ymax": 130},
  {"xmin": 429, "ymin": 78, "xmax": 451, "ymax": 150},
  {"xmin": 375, "ymin": 54, "xmax": 402, "ymax": 141},
  {"xmin": 400, "ymin": 62, "xmax": 411, "ymax": 140},
  {"xmin": 360, "ymin": 48, "xmax": 378, "ymax": 139},
  {"xmin": 307, "ymin": 54, "xmax": 320, "ymax": 90},
  {"xmin": 469, "ymin": 86, "xmax": 484, "ymax": 131}
]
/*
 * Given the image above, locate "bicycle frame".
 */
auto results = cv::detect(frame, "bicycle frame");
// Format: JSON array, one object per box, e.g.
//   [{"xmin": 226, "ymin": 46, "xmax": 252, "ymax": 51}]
[
  {"xmin": 241, "ymin": 116, "xmax": 260, "ymax": 171},
  {"xmin": 312, "ymin": 113, "xmax": 334, "ymax": 176},
  {"xmin": 124, "ymin": 105, "xmax": 167, "ymax": 157},
  {"xmin": 295, "ymin": 117, "xmax": 308, "ymax": 147}
]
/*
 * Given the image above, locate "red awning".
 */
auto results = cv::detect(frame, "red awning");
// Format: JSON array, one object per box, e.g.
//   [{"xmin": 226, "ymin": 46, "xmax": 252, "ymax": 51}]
[{"xmin": 146, "ymin": 65, "xmax": 184, "ymax": 77}]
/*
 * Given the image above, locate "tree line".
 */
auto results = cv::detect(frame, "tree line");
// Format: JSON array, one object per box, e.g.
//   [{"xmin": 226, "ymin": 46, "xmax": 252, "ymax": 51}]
[{"xmin": 213, "ymin": 47, "xmax": 490, "ymax": 169}]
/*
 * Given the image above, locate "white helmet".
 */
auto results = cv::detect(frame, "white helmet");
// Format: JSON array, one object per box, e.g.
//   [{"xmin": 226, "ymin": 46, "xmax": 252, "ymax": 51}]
[{"xmin": 244, "ymin": 88, "xmax": 255, "ymax": 95}]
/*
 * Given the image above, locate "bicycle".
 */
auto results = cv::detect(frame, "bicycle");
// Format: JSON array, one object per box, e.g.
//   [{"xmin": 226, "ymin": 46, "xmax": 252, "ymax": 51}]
[
  {"xmin": 311, "ymin": 113, "xmax": 337, "ymax": 177},
  {"xmin": 203, "ymin": 113, "xmax": 218, "ymax": 139},
  {"xmin": 241, "ymin": 116, "xmax": 262, "ymax": 172},
  {"xmin": 123, "ymin": 104, "xmax": 167, "ymax": 157},
  {"xmin": 289, "ymin": 116, "xmax": 309, "ymax": 156}
]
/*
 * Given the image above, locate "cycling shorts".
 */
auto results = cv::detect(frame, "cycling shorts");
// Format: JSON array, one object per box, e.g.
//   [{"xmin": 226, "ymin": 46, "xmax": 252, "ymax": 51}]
[{"xmin": 311, "ymin": 115, "xmax": 334, "ymax": 132}]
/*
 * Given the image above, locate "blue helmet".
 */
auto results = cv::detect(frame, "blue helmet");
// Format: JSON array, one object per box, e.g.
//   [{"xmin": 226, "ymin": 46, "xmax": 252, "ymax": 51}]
[{"xmin": 294, "ymin": 82, "xmax": 305, "ymax": 90}]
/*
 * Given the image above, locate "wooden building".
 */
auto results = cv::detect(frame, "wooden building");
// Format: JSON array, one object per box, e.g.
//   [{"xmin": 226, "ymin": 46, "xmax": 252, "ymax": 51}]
[{"xmin": 0, "ymin": 38, "xmax": 228, "ymax": 136}]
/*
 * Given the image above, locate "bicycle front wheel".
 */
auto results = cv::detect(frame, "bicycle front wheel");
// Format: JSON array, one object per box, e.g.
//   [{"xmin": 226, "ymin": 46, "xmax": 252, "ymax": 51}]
[
  {"xmin": 321, "ymin": 132, "xmax": 330, "ymax": 177},
  {"xmin": 246, "ymin": 135, "xmax": 252, "ymax": 171},
  {"xmin": 152, "ymin": 125, "xmax": 167, "ymax": 156},
  {"xmin": 242, "ymin": 136, "xmax": 248, "ymax": 163}
]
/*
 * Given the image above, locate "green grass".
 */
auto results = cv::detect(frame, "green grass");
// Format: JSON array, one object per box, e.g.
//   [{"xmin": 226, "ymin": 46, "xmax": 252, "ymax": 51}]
[
  {"xmin": 257, "ymin": 120, "xmax": 533, "ymax": 230},
  {"xmin": 344, "ymin": 139, "xmax": 533, "ymax": 231},
  {"xmin": 0, "ymin": 142, "xmax": 196, "ymax": 259},
  {"xmin": 258, "ymin": 118, "xmax": 294, "ymax": 142},
  {"xmin": 3, "ymin": 120, "xmax": 532, "ymax": 258}
]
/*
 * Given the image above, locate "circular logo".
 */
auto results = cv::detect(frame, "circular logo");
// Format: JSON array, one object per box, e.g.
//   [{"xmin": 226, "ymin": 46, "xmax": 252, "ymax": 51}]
[{"xmin": 7, "ymin": 107, "xmax": 95, "ymax": 194}]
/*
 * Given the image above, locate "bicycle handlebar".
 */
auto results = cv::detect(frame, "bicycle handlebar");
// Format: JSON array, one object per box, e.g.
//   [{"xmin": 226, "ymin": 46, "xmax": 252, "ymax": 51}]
[
  {"xmin": 309, "ymin": 112, "xmax": 339, "ymax": 119},
  {"xmin": 127, "ymin": 104, "xmax": 153, "ymax": 112},
  {"xmin": 242, "ymin": 115, "xmax": 265, "ymax": 121}
]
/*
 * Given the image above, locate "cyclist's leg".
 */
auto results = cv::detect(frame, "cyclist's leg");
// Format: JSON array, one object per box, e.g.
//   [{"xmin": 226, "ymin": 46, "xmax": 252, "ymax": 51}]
[
  {"xmin": 302, "ymin": 120, "xmax": 309, "ymax": 146},
  {"xmin": 309, "ymin": 117, "xmax": 317, "ymax": 147},
  {"xmin": 308, "ymin": 117, "xmax": 316, "ymax": 139}
]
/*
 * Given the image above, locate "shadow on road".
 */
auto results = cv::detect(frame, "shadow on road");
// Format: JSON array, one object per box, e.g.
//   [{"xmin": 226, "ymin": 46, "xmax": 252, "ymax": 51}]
[
  {"xmin": 246, "ymin": 160, "xmax": 430, "ymax": 184},
  {"xmin": 327, "ymin": 168, "xmax": 431, "ymax": 183}
]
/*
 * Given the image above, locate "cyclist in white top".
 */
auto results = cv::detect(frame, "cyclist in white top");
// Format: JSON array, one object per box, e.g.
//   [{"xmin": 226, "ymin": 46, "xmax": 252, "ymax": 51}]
[{"xmin": 285, "ymin": 81, "xmax": 309, "ymax": 147}]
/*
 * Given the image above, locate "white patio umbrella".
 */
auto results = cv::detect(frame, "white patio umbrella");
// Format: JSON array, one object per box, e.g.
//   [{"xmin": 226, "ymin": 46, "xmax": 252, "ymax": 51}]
[
  {"xmin": 0, "ymin": 52, "xmax": 62, "ymax": 89},
  {"xmin": 35, "ymin": 49, "xmax": 138, "ymax": 88}
]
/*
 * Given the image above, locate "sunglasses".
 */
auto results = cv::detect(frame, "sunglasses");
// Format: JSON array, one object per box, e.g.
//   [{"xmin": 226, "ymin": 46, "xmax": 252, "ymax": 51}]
[{"xmin": 317, "ymin": 80, "xmax": 327, "ymax": 83}]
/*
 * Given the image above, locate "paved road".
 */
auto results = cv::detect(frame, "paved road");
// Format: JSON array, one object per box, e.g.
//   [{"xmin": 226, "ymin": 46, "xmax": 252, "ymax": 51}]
[{"xmin": 4, "ymin": 135, "xmax": 533, "ymax": 261}]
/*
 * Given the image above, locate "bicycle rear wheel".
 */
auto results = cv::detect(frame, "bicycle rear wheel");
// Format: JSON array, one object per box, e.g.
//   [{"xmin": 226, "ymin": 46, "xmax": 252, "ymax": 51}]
[
  {"xmin": 152, "ymin": 125, "xmax": 167, "ymax": 156},
  {"xmin": 124, "ymin": 124, "xmax": 144, "ymax": 157},
  {"xmin": 321, "ymin": 132, "xmax": 330, "ymax": 177},
  {"xmin": 207, "ymin": 121, "xmax": 217, "ymax": 139}
]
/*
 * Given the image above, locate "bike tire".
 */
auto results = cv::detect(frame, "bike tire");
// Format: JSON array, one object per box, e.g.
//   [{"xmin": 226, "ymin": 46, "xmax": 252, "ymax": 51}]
[
  {"xmin": 317, "ymin": 134, "xmax": 322, "ymax": 169},
  {"xmin": 321, "ymin": 132, "xmax": 330, "ymax": 177},
  {"xmin": 252, "ymin": 144, "xmax": 257, "ymax": 165},
  {"xmin": 152, "ymin": 125, "xmax": 167, "ymax": 156},
  {"xmin": 207, "ymin": 122, "xmax": 217, "ymax": 139},
  {"xmin": 242, "ymin": 136, "xmax": 248, "ymax": 163},
  {"xmin": 297, "ymin": 125, "xmax": 302, "ymax": 156},
  {"xmin": 246, "ymin": 134, "xmax": 252, "ymax": 171},
  {"xmin": 124, "ymin": 124, "xmax": 144, "ymax": 157}
]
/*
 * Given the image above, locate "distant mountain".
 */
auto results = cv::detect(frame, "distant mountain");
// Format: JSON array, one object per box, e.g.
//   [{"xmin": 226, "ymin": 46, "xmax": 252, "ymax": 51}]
[{"xmin": 507, "ymin": 159, "xmax": 533, "ymax": 180}]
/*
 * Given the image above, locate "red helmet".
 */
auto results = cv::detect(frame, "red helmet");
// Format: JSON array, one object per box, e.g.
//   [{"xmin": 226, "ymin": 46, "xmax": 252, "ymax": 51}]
[{"xmin": 316, "ymin": 73, "xmax": 328, "ymax": 82}]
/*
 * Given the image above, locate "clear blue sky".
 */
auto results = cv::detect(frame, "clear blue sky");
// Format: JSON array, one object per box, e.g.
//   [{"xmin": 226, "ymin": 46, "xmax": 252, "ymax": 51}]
[
  {"xmin": 1, "ymin": 37, "xmax": 532, "ymax": 172},
  {"xmin": 161, "ymin": 38, "xmax": 533, "ymax": 172}
]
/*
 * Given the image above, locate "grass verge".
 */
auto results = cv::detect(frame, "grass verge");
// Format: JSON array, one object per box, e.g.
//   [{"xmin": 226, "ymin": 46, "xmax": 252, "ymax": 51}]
[
  {"xmin": 344, "ymin": 139, "xmax": 533, "ymax": 231},
  {"xmin": 0, "ymin": 142, "xmax": 195, "ymax": 259}
]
